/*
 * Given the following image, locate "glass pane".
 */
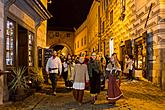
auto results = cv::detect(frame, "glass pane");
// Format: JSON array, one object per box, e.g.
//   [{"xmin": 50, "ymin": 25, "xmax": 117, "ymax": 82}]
[
  {"xmin": 10, "ymin": 30, "xmax": 14, "ymax": 36},
  {"xmin": 29, "ymin": 56, "xmax": 31, "ymax": 61},
  {"xmin": 6, "ymin": 51, "xmax": 9, "ymax": 59},
  {"xmin": 29, "ymin": 51, "xmax": 31, "ymax": 55},
  {"xmin": 28, "ymin": 32, "xmax": 34, "ymax": 66},
  {"xmin": 6, "ymin": 37, "xmax": 10, "ymax": 50},
  {"xmin": 6, "ymin": 20, "xmax": 15, "ymax": 66},
  {"xmin": 6, "ymin": 29, "xmax": 9, "ymax": 35}
]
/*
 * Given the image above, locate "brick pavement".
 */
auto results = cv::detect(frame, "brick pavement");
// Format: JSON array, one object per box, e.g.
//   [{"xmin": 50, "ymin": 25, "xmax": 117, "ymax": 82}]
[{"xmin": 0, "ymin": 79, "xmax": 165, "ymax": 110}]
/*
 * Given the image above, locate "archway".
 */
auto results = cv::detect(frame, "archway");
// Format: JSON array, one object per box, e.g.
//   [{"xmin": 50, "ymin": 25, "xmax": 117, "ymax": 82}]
[{"xmin": 49, "ymin": 43, "xmax": 73, "ymax": 56}]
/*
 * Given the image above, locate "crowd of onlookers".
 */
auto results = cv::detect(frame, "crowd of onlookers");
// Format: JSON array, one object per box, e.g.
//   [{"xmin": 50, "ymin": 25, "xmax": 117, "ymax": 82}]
[{"xmin": 46, "ymin": 51, "xmax": 135, "ymax": 106}]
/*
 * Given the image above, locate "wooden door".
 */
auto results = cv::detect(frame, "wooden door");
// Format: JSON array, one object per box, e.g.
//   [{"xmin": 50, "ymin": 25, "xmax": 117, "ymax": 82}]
[{"xmin": 18, "ymin": 25, "xmax": 28, "ymax": 67}]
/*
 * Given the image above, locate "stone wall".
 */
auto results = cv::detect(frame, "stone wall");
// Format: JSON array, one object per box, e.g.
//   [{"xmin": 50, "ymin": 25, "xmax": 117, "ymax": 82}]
[
  {"xmin": 87, "ymin": 1, "xmax": 99, "ymax": 54},
  {"xmin": 47, "ymin": 31, "xmax": 74, "ymax": 54},
  {"xmin": 0, "ymin": 1, "xmax": 4, "ymax": 105},
  {"xmin": 37, "ymin": 0, "xmax": 47, "ymax": 48},
  {"xmin": 99, "ymin": 0, "xmax": 165, "ymax": 88},
  {"xmin": 9, "ymin": 4, "xmax": 35, "ymax": 30},
  {"xmin": 74, "ymin": 20, "xmax": 88, "ymax": 55}
]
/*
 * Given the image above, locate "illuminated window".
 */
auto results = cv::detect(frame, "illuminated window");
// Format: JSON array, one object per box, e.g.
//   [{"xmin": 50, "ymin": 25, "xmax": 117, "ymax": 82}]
[
  {"xmin": 109, "ymin": 38, "xmax": 114, "ymax": 57},
  {"xmin": 6, "ymin": 19, "xmax": 15, "ymax": 66},
  {"xmin": 55, "ymin": 32, "xmax": 59, "ymax": 37},
  {"xmin": 67, "ymin": 33, "xmax": 70, "ymax": 37},
  {"xmin": 28, "ymin": 32, "xmax": 34, "ymax": 66}
]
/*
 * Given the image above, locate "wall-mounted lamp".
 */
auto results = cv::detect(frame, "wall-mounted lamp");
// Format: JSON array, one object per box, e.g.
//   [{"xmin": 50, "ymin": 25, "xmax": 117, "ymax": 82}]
[
  {"xmin": 95, "ymin": 0, "xmax": 100, "ymax": 2},
  {"xmin": 47, "ymin": 0, "xmax": 52, "ymax": 4}
]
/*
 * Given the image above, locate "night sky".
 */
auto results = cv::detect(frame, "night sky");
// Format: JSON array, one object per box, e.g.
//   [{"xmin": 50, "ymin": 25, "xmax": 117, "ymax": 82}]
[{"xmin": 47, "ymin": 0, "xmax": 93, "ymax": 30}]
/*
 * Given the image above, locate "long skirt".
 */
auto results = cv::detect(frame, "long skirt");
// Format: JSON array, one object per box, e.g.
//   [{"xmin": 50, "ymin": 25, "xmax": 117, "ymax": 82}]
[
  {"xmin": 90, "ymin": 73, "xmax": 101, "ymax": 95},
  {"xmin": 107, "ymin": 74, "xmax": 123, "ymax": 102}
]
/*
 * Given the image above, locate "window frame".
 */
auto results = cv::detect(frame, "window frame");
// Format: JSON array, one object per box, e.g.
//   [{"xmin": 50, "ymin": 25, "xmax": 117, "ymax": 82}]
[
  {"xmin": 5, "ymin": 19, "xmax": 16, "ymax": 66},
  {"xmin": 28, "ymin": 31, "xmax": 34, "ymax": 67}
]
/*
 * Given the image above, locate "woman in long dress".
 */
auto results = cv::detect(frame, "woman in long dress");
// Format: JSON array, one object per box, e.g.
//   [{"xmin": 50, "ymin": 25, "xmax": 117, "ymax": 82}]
[
  {"xmin": 71, "ymin": 57, "xmax": 89, "ymax": 105},
  {"xmin": 106, "ymin": 53, "xmax": 123, "ymax": 105}
]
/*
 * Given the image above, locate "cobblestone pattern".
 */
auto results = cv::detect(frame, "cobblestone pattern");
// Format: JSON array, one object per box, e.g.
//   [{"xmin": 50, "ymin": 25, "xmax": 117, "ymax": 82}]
[{"xmin": 0, "ymin": 80, "xmax": 165, "ymax": 110}]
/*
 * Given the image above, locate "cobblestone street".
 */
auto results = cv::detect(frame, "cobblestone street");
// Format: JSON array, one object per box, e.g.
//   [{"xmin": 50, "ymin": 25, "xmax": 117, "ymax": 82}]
[{"xmin": 0, "ymin": 79, "xmax": 165, "ymax": 110}]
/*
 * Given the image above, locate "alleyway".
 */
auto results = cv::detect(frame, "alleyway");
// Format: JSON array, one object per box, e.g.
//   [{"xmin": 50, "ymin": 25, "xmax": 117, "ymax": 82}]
[{"xmin": 0, "ymin": 79, "xmax": 165, "ymax": 110}]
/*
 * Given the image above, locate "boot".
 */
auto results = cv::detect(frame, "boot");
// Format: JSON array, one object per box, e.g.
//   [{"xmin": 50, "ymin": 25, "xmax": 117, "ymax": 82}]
[
  {"xmin": 73, "ymin": 89, "xmax": 78, "ymax": 101},
  {"xmin": 91, "ymin": 96, "xmax": 96, "ymax": 104},
  {"xmin": 77, "ymin": 90, "xmax": 84, "ymax": 105}
]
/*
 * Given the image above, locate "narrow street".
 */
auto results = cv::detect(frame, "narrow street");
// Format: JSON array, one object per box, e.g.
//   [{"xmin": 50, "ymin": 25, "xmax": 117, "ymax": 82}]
[{"xmin": 0, "ymin": 78, "xmax": 165, "ymax": 110}]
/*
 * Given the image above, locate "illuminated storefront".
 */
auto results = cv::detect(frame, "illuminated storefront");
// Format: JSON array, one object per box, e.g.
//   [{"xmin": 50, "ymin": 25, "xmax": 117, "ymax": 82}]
[{"xmin": 1, "ymin": 0, "xmax": 51, "ymax": 102}]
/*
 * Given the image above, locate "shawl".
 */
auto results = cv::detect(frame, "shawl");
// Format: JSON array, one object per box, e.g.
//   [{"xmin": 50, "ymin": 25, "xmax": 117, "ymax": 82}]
[{"xmin": 87, "ymin": 59, "xmax": 100, "ymax": 77}]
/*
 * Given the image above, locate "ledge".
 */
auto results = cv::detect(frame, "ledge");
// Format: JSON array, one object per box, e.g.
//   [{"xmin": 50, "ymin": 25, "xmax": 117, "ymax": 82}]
[{"xmin": 0, "ymin": 70, "xmax": 11, "ymax": 76}]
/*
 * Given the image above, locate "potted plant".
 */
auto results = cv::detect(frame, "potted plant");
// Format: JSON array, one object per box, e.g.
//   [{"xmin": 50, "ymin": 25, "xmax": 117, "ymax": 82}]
[
  {"xmin": 8, "ymin": 66, "xmax": 29, "ymax": 101},
  {"xmin": 28, "ymin": 67, "xmax": 43, "ymax": 91}
]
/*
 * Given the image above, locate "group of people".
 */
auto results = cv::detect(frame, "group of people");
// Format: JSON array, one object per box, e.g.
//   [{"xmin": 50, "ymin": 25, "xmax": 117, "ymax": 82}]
[{"xmin": 46, "ymin": 50, "xmax": 134, "ymax": 106}]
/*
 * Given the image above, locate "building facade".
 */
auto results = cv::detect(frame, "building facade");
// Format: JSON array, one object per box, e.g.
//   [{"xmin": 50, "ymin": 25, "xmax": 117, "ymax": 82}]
[
  {"xmin": 47, "ymin": 30, "xmax": 74, "ymax": 55},
  {"xmin": 74, "ymin": 1, "xmax": 100, "ymax": 56},
  {"xmin": 74, "ymin": 20, "xmax": 88, "ymax": 55},
  {"xmin": 0, "ymin": 0, "xmax": 51, "ymax": 104},
  {"xmin": 73, "ymin": 0, "xmax": 165, "ymax": 89},
  {"xmin": 99, "ymin": 0, "xmax": 165, "ymax": 89},
  {"xmin": 87, "ymin": 1, "xmax": 100, "ymax": 54}
]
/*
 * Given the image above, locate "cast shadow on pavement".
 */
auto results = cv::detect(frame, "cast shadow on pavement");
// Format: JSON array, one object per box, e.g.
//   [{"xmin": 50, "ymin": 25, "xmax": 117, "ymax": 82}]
[
  {"xmin": 38, "ymin": 86, "xmax": 72, "ymax": 95},
  {"xmin": 62, "ymin": 100, "xmax": 119, "ymax": 110},
  {"xmin": 122, "ymin": 90, "xmax": 165, "ymax": 104}
]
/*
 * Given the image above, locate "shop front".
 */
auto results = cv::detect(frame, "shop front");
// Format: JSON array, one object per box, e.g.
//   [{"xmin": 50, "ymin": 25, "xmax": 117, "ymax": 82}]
[
  {"xmin": 134, "ymin": 36, "xmax": 145, "ymax": 79},
  {"xmin": 134, "ymin": 32, "xmax": 152, "ymax": 80},
  {"xmin": 2, "ymin": 0, "xmax": 51, "ymax": 103},
  {"xmin": 120, "ymin": 39, "xmax": 132, "ymax": 71}
]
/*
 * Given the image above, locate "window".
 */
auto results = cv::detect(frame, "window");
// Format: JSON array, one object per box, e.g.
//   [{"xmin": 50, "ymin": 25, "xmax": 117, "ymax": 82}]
[
  {"xmin": 110, "ymin": 10, "xmax": 113, "ymax": 25},
  {"xmin": 102, "ymin": 21, "xmax": 105, "ymax": 33},
  {"xmin": 109, "ymin": 38, "xmax": 114, "ymax": 57},
  {"xmin": 106, "ymin": 0, "xmax": 108, "ymax": 8},
  {"xmin": 6, "ymin": 19, "xmax": 15, "ymax": 66},
  {"xmin": 135, "ymin": 44, "xmax": 143, "ymax": 69},
  {"xmin": 81, "ymin": 38, "xmax": 83, "ymax": 46},
  {"xmin": 77, "ymin": 41, "xmax": 79, "ymax": 48},
  {"xmin": 84, "ymin": 36, "xmax": 87, "ymax": 45},
  {"xmin": 104, "ymin": 0, "xmax": 106, "ymax": 10},
  {"xmin": 55, "ymin": 32, "xmax": 59, "ymax": 37},
  {"xmin": 28, "ymin": 32, "xmax": 34, "ymax": 66},
  {"xmin": 67, "ymin": 33, "xmax": 71, "ymax": 37}
]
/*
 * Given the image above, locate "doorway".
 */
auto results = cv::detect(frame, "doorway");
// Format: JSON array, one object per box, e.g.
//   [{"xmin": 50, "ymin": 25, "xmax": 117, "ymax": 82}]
[
  {"xmin": 109, "ymin": 38, "xmax": 114, "ymax": 57},
  {"xmin": 18, "ymin": 25, "xmax": 28, "ymax": 67}
]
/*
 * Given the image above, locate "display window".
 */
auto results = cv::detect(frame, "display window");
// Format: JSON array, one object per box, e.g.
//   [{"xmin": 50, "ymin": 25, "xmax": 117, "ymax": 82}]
[
  {"xmin": 28, "ymin": 32, "xmax": 34, "ymax": 66},
  {"xmin": 6, "ymin": 19, "xmax": 15, "ymax": 66},
  {"xmin": 134, "ymin": 43, "xmax": 143, "ymax": 69}
]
